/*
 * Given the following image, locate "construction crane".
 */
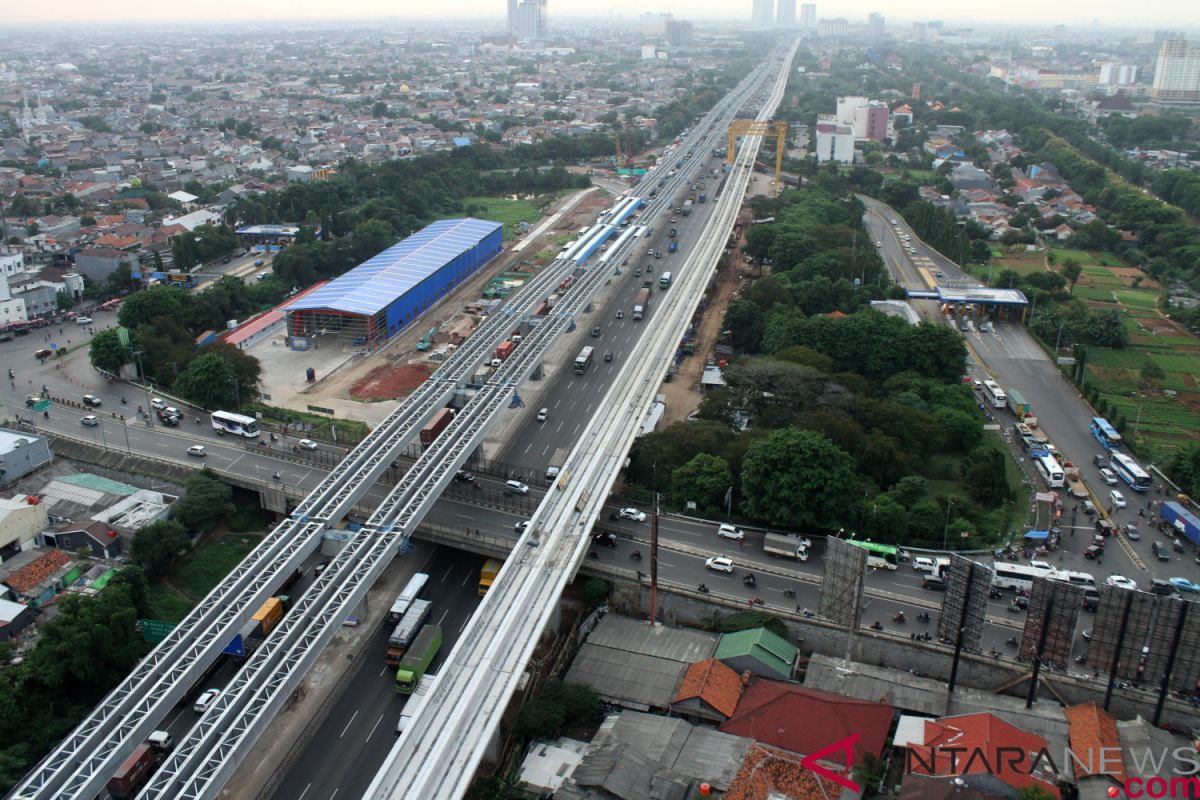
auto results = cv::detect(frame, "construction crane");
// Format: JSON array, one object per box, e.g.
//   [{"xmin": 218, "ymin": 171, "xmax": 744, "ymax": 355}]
[{"xmin": 726, "ymin": 120, "xmax": 789, "ymax": 196}]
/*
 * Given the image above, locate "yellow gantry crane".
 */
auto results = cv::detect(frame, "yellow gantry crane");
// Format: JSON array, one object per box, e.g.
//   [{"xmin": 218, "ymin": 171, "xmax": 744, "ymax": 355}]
[{"xmin": 726, "ymin": 120, "xmax": 788, "ymax": 195}]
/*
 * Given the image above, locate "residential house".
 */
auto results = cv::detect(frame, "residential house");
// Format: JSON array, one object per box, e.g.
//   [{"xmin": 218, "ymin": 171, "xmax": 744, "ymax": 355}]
[
  {"xmin": 0, "ymin": 495, "xmax": 50, "ymax": 561},
  {"xmin": 670, "ymin": 657, "xmax": 744, "ymax": 723},
  {"xmin": 713, "ymin": 626, "xmax": 796, "ymax": 679},
  {"xmin": 0, "ymin": 547, "xmax": 73, "ymax": 607}
]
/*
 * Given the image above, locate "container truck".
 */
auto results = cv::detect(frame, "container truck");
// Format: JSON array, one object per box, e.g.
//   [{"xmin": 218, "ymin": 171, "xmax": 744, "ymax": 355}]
[
  {"xmin": 494, "ymin": 340, "xmax": 515, "ymax": 361},
  {"xmin": 478, "ymin": 558, "xmax": 503, "ymax": 596},
  {"xmin": 1162, "ymin": 501, "xmax": 1200, "ymax": 546},
  {"xmin": 395, "ymin": 624, "xmax": 443, "ymax": 694},
  {"xmin": 106, "ymin": 743, "xmax": 161, "ymax": 799},
  {"xmin": 546, "ymin": 447, "xmax": 569, "ymax": 484},
  {"xmin": 224, "ymin": 596, "xmax": 286, "ymax": 658},
  {"xmin": 387, "ymin": 573, "xmax": 430, "ymax": 625},
  {"xmin": 681, "ymin": 200, "xmax": 693, "ymax": 216},
  {"xmin": 699, "ymin": 193, "xmax": 707, "ymax": 203},
  {"xmin": 395, "ymin": 672, "xmax": 439, "ymax": 737},
  {"xmin": 386, "ymin": 598, "xmax": 432, "ymax": 666},
  {"xmin": 1007, "ymin": 388, "xmax": 1030, "ymax": 418},
  {"xmin": 762, "ymin": 533, "xmax": 809, "ymax": 561},
  {"xmin": 420, "ymin": 408, "xmax": 455, "ymax": 447},
  {"xmin": 633, "ymin": 283, "xmax": 652, "ymax": 321}
]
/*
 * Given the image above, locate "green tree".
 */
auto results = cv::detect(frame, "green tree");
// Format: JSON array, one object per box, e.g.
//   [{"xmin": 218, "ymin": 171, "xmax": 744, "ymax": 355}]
[
  {"xmin": 88, "ymin": 329, "xmax": 131, "ymax": 374},
  {"xmin": 172, "ymin": 352, "xmax": 238, "ymax": 408},
  {"xmin": 671, "ymin": 454, "xmax": 733, "ymax": 513},
  {"xmin": 128, "ymin": 520, "xmax": 189, "ymax": 579},
  {"xmin": 582, "ymin": 578, "xmax": 609, "ymax": 608},
  {"xmin": 1060, "ymin": 258, "xmax": 1083, "ymax": 293},
  {"xmin": 173, "ymin": 472, "xmax": 234, "ymax": 534},
  {"xmin": 1165, "ymin": 442, "xmax": 1200, "ymax": 498},
  {"xmin": 511, "ymin": 681, "xmax": 598, "ymax": 741},
  {"xmin": 117, "ymin": 285, "xmax": 186, "ymax": 329},
  {"xmin": 963, "ymin": 443, "xmax": 1013, "ymax": 507},
  {"xmin": 741, "ymin": 429, "xmax": 859, "ymax": 528}
]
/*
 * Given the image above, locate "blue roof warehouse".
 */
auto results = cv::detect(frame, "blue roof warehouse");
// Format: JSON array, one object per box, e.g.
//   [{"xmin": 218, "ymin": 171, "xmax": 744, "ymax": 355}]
[{"xmin": 284, "ymin": 218, "xmax": 503, "ymax": 352}]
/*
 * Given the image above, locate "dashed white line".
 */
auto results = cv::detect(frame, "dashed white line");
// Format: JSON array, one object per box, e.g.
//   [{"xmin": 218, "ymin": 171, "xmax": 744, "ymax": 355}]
[
  {"xmin": 339, "ymin": 709, "xmax": 359, "ymax": 738},
  {"xmin": 365, "ymin": 713, "xmax": 385, "ymax": 744}
]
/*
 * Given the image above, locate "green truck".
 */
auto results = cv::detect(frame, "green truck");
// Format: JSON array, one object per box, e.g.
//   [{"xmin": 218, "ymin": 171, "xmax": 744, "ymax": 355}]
[{"xmin": 395, "ymin": 624, "xmax": 443, "ymax": 694}]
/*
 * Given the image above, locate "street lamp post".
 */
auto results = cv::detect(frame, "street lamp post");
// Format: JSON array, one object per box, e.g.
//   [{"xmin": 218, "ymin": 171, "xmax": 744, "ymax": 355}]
[
  {"xmin": 132, "ymin": 350, "xmax": 153, "ymax": 426},
  {"xmin": 943, "ymin": 499, "xmax": 956, "ymax": 551}
]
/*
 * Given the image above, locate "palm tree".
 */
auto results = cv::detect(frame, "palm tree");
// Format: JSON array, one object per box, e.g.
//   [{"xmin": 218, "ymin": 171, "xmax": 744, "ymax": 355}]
[{"xmin": 850, "ymin": 752, "xmax": 888, "ymax": 797}]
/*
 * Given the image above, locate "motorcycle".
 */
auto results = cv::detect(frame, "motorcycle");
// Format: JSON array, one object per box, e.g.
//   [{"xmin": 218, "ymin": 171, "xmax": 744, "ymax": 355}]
[
  {"xmin": 917, "ymin": 611, "xmax": 931, "ymax": 623},
  {"xmin": 989, "ymin": 588, "xmax": 1003, "ymax": 599},
  {"xmin": 1005, "ymin": 636, "xmax": 1019, "ymax": 647},
  {"xmin": 1174, "ymin": 539, "xmax": 1184, "ymax": 553},
  {"xmin": 588, "ymin": 549, "xmax": 599, "ymax": 559},
  {"xmin": 783, "ymin": 587, "xmax": 795, "ymax": 598},
  {"xmin": 120, "ymin": 396, "xmax": 127, "ymax": 404},
  {"xmin": 1008, "ymin": 601, "xmax": 1024, "ymax": 613},
  {"xmin": 630, "ymin": 549, "xmax": 642, "ymax": 561},
  {"xmin": 892, "ymin": 611, "xmax": 906, "ymax": 624},
  {"xmin": 697, "ymin": 583, "xmax": 709, "ymax": 593},
  {"xmin": 869, "ymin": 621, "xmax": 884, "ymax": 631},
  {"xmin": 743, "ymin": 573, "xmax": 756, "ymax": 588},
  {"xmin": 748, "ymin": 598, "xmax": 764, "ymax": 607}
]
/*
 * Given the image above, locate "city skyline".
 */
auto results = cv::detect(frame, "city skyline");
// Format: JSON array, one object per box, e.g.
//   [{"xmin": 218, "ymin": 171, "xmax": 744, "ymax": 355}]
[{"xmin": 2, "ymin": 0, "xmax": 1197, "ymax": 26}]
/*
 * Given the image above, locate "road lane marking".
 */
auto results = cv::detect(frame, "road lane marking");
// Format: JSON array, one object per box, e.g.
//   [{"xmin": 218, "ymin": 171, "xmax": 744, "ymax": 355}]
[
  {"xmin": 297, "ymin": 783, "xmax": 311, "ymax": 800},
  {"xmin": 339, "ymin": 709, "xmax": 359, "ymax": 738},
  {"xmin": 365, "ymin": 713, "xmax": 385, "ymax": 744}
]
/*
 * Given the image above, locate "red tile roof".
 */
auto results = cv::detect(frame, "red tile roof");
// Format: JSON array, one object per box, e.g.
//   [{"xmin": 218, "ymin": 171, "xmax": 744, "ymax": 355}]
[
  {"xmin": 723, "ymin": 743, "xmax": 843, "ymax": 800},
  {"xmin": 720, "ymin": 681, "xmax": 894, "ymax": 766},
  {"xmin": 673, "ymin": 658, "xmax": 743, "ymax": 718},
  {"xmin": 3, "ymin": 549, "xmax": 71, "ymax": 594},
  {"xmin": 909, "ymin": 712, "xmax": 1061, "ymax": 798},
  {"xmin": 1065, "ymin": 703, "xmax": 1125, "ymax": 783}
]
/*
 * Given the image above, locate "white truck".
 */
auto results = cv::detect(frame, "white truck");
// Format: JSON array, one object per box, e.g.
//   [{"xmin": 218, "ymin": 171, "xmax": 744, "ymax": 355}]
[
  {"xmin": 545, "ymin": 447, "xmax": 569, "ymax": 484},
  {"xmin": 762, "ymin": 533, "xmax": 809, "ymax": 561}
]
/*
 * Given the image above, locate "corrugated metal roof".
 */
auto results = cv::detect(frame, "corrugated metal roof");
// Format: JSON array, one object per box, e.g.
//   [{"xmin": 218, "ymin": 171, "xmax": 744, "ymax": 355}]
[{"xmin": 289, "ymin": 217, "xmax": 502, "ymax": 317}]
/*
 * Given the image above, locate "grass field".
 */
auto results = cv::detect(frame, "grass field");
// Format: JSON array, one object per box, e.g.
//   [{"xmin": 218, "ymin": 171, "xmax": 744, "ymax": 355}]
[
  {"xmin": 147, "ymin": 532, "xmax": 263, "ymax": 622},
  {"xmin": 460, "ymin": 195, "xmax": 546, "ymax": 240}
]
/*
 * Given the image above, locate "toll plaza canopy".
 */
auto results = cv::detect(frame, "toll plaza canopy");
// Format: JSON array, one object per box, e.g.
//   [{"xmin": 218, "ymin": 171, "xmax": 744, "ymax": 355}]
[{"xmin": 930, "ymin": 286, "xmax": 1029, "ymax": 307}]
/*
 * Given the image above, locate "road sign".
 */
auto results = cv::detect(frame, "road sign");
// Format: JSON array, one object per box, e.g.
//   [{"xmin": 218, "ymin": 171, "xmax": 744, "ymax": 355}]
[
  {"xmin": 138, "ymin": 619, "xmax": 177, "ymax": 644},
  {"xmin": 32, "ymin": 399, "xmax": 51, "ymax": 413}
]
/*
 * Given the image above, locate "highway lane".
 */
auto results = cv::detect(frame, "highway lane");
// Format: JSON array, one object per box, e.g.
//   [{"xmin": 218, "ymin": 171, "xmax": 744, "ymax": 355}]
[{"xmin": 269, "ymin": 546, "xmax": 484, "ymax": 800}]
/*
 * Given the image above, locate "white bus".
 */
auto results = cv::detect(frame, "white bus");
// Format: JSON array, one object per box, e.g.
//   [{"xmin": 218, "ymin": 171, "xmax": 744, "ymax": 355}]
[
  {"xmin": 992, "ymin": 562, "xmax": 1055, "ymax": 593},
  {"xmin": 210, "ymin": 410, "xmax": 260, "ymax": 438},
  {"xmin": 574, "ymin": 346, "xmax": 594, "ymax": 375},
  {"xmin": 1108, "ymin": 451, "xmax": 1152, "ymax": 492},
  {"xmin": 1048, "ymin": 569, "xmax": 1097, "ymax": 589},
  {"xmin": 982, "ymin": 380, "xmax": 1007, "ymax": 409},
  {"xmin": 1031, "ymin": 450, "xmax": 1065, "ymax": 488}
]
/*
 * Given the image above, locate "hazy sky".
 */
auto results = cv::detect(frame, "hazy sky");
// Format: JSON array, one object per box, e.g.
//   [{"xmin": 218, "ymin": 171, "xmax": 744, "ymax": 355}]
[{"xmin": 4, "ymin": 0, "xmax": 1196, "ymax": 27}]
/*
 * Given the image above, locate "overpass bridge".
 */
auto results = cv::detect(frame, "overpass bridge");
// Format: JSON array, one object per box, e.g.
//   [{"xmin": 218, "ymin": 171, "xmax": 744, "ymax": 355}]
[{"xmin": 7, "ymin": 46, "xmax": 795, "ymax": 800}]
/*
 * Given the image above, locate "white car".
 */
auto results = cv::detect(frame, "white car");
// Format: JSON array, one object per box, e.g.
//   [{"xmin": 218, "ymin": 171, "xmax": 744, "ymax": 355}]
[
  {"xmin": 80, "ymin": 415, "xmax": 99, "ymax": 427},
  {"xmin": 1105, "ymin": 575, "xmax": 1138, "ymax": 591},
  {"xmin": 150, "ymin": 397, "xmax": 168, "ymax": 411},
  {"xmin": 717, "ymin": 523, "xmax": 745, "ymax": 541},
  {"xmin": 75, "ymin": 317, "xmax": 93, "ymax": 325},
  {"xmin": 297, "ymin": 439, "xmax": 319, "ymax": 451},
  {"xmin": 187, "ymin": 445, "xmax": 206, "ymax": 457},
  {"xmin": 1110, "ymin": 490, "xmax": 1127, "ymax": 509},
  {"xmin": 193, "ymin": 688, "xmax": 219, "ymax": 714},
  {"xmin": 505, "ymin": 479, "xmax": 529, "ymax": 495},
  {"xmin": 515, "ymin": 520, "xmax": 531, "ymax": 532},
  {"xmin": 705, "ymin": 556, "xmax": 735, "ymax": 573},
  {"xmin": 537, "ymin": 408, "xmax": 548, "ymax": 423},
  {"xmin": 1098, "ymin": 468, "xmax": 1118, "ymax": 485},
  {"xmin": 618, "ymin": 508, "xmax": 646, "ymax": 522}
]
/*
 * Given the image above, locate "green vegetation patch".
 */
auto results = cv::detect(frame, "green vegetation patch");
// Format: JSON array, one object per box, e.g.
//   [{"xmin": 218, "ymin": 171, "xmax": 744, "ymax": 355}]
[
  {"xmin": 460, "ymin": 195, "xmax": 544, "ymax": 240},
  {"xmin": 1115, "ymin": 291, "xmax": 1158, "ymax": 309},
  {"xmin": 169, "ymin": 533, "xmax": 262, "ymax": 605},
  {"xmin": 245, "ymin": 403, "xmax": 368, "ymax": 444}
]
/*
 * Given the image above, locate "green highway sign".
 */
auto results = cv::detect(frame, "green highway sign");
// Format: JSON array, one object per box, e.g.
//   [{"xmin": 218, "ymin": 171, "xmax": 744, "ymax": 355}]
[
  {"xmin": 33, "ymin": 399, "xmax": 51, "ymax": 413},
  {"xmin": 138, "ymin": 619, "xmax": 177, "ymax": 643}
]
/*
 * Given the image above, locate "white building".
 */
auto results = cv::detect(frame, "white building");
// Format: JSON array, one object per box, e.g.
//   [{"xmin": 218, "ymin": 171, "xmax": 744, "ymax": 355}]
[
  {"xmin": 815, "ymin": 116, "xmax": 855, "ymax": 163},
  {"xmin": 1098, "ymin": 63, "xmax": 1138, "ymax": 86},
  {"xmin": 0, "ymin": 274, "xmax": 27, "ymax": 328},
  {"xmin": 1153, "ymin": 40, "xmax": 1200, "ymax": 104}
]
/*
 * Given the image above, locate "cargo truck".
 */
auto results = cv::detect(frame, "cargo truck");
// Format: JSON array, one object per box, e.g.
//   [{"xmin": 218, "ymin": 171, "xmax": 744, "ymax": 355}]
[
  {"xmin": 681, "ymin": 200, "xmax": 693, "ymax": 216},
  {"xmin": 668, "ymin": 241, "xmax": 678, "ymax": 253},
  {"xmin": 386, "ymin": 598, "xmax": 432, "ymax": 666},
  {"xmin": 762, "ymin": 533, "xmax": 810, "ymax": 561},
  {"xmin": 387, "ymin": 573, "xmax": 430, "ymax": 625},
  {"xmin": 396, "ymin": 624, "xmax": 443, "ymax": 694},
  {"xmin": 478, "ymin": 558, "xmax": 503, "ymax": 596},
  {"xmin": 395, "ymin": 672, "xmax": 439, "ymax": 737},
  {"xmin": 419, "ymin": 408, "xmax": 455, "ymax": 447},
  {"xmin": 494, "ymin": 339, "xmax": 515, "ymax": 361},
  {"xmin": 699, "ymin": 193, "xmax": 707, "ymax": 203},
  {"xmin": 632, "ymin": 286, "xmax": 651, "ymax": 320},
  {"xmin": 1007, "ymin": 388, "xmax": 1030, "ymax": 418},
  {"xmin": 546, "ymin": 447, "xmax": 569, "ymax": 484},
  {"xmin": 1162, "ymin": 501, "xmax": 1200, "ymax": 546},
  {"xmin": 224, "ymin": 596, "xmax": 286, "ymax": 658},
  {"xmin": 106, "ymin": 743, "xmax": 161, "ymax": 799},
  {"xmin": 1064, "ymin": 467, "xmax": 1089, "ymax": 499}
]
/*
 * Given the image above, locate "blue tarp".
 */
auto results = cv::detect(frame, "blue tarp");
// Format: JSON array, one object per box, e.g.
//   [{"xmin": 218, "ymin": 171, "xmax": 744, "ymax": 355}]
[{"xmin": 1023, "ymin": 530, "xmax": 1050, "ymax": 540}]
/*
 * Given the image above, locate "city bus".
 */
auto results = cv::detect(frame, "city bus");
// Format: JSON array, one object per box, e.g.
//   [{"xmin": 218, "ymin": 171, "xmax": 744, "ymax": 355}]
[
  {"xmin": 574, "ymin": 346, "xmax": 594, "ymax": 375},
  {"xmin": 847, "ymin": 540, "xmax": 899, "ymax": 571},
  {"xmin": 1031, "ymin": 450, "xmax": 1065, "ymax": 488},
  {"xmin": 1089, "ymin": 417, "xmax": 1122, "ymax": 452},
  {"xmin": 982, "ymin": 380, "xmax": 1007, "ymax": 409},
  {"xmin": 659, "ymin": 271, "xmax": 672, "ymax": 289},
  {"xmin": 1108, "ymin": 452, "xmax": 1152, "ymax": 492},
  {"xmin": 210, "ymin": 410, "xmax": 260, "ymax": 438},
  {"xmin": 992, "ymin": 562, "xmax": 1055, "ymax": 593}
]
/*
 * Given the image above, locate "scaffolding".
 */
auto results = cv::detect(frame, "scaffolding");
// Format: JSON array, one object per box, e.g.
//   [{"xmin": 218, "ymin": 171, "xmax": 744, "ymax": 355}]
[{"xmin": 726, "ymin": 120, "xmax": 789, "ymax": 196}]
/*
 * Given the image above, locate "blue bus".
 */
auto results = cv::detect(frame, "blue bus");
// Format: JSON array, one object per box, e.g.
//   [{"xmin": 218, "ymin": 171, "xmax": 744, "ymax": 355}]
[
  {"xmin": 1090, "ymin": 417, "xmax": 1122, "ymax": 452},
  {"xmin": 1109, "ymin": 452, "xmax": 1151, "ymax": 492}
]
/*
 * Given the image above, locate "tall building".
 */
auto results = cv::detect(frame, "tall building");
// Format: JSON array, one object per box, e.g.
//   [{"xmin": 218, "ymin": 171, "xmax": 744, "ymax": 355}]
[
  {"xmin": 815, "ymin": 115, "xmax": 854, "ymax": 163},
  {"xmin": 776, "ymin": 0, "xmax": 796, "ymax": 27},
  {"xmin": 800, "ymin": 3, "xmax": 816, "ymax": 29},
  {"xmin": 507, "ymin": 0, "xmax": 518, "ymax": 34},
  {"xmin": 515, "ymin": 0, "xmax": 547, "ymax": 39},
  {"xmin": 752, "ymin": 0, "xmax": 774, "ymax": 28},
  {"xmin": 867, "ymin": 12, "xmax": 885, "ymax": 38},
  {"xmin": 817, "ymin": 18, "xmax": 848, "ymax": 37},
  {"xmin": 666, "ymin": 19, "xmax": 693, "ymax": 45},
  {"xmin": 1152, "ymin": 40, "xmax": 1200, "ymax": 104},
  {"xmin": 1098, "ymin": 63, "xmax": 1138, "ymax": 86}
]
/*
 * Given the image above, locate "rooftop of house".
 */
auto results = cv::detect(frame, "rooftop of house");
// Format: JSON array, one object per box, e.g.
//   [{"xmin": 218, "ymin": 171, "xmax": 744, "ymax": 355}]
[
  {"xmin": 2, "ymin": 548, "xmax": 71, "ymax": 594},
  {"xmin": 672, "ymin": 658, "xmax": 744, "ymax": 718}
]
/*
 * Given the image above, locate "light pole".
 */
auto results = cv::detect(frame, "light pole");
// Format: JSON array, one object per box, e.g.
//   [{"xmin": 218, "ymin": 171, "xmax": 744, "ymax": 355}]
[
  {"xmin": 943, "ymin": 499, "xmax": 956, "ymax": 551},
  {"xmin": 132, "ymin": 350, "xmax": 153, "ymax": 426}
]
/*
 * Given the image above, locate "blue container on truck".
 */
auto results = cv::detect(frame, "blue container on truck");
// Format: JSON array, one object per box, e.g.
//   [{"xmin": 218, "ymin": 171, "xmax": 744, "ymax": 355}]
[{"xmin": 1162, "ymin": 501, "xmax": 1200, "ymax": 546}]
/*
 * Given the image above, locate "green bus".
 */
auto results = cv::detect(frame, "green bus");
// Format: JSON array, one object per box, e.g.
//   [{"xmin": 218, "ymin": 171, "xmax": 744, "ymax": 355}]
[
  {"xmin": 846, "ymin": 540, "xmax": 899, "ymax": 570},
  {"xmin": 659, "ymin": 271, "xmax": 672, "ymax": 289}
]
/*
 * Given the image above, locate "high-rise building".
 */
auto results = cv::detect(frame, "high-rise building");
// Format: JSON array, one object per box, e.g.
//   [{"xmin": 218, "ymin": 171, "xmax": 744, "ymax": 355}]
[
  {"xmin": 515, "ymin": 0, "xmax": 547, "ymax": 40},
  {"xmin": 815, "ymin": 115, "xmax": 854, "ymax": 163},
  {"xmin": 1152, "ymin": 40, "xmax": 1200, "ymax": 104},
  {"xmin": 867, "ymin": 12, "xmax": 885, "ymax": 38},
  {"xmin": 1098, "ymin": 63, "xmax": 1138, "ymax": 86},
  {"xmin": 666, "ymin": 19, "xmax": 693, "ymax": 45},
  {"xmin": 640, "ymin": 12, "xmax": 669, "ymax": 35},
  {"xmin": 817, "ymin": 18, "xmax": 848, "ymax": 37},
  {"xmin": 752, "ymin": 0, "xmax": 774, "ymax": 28},
  {"xmin": 776, "ymin": 0, "xmax": 796, "ymax": 27},
  {"xmin": 800, "ymin": 3, "xmax": 816, "ymax": 29},
  {"xmin": 507, "ymin": 0, "xmax": 518, "ymax": 34}
]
